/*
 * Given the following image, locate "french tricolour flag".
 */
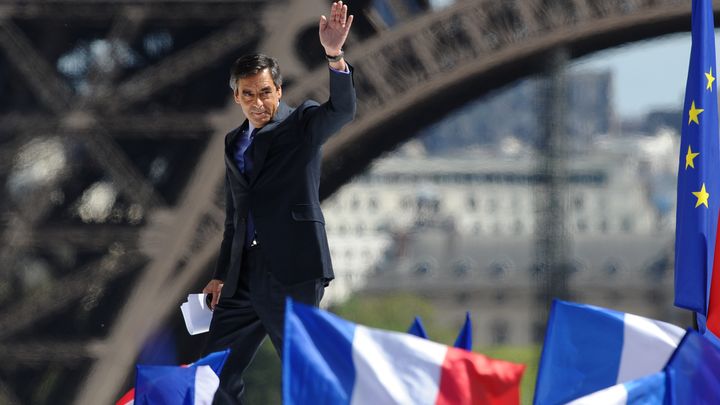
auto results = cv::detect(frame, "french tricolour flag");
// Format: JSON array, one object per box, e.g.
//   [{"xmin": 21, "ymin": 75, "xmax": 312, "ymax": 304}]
[
  {"xmin": 534, "ymin": 300, "xmax": 685, "ymax": 405},
  {"xmin": 116, "ymin": 349, "xmax": 230, "ymax": 405},
  {"xmin": 283, "ymin": 299, "xmax": 525, "ymax": 405},
  {"xmin": 565, "ymin": 329, "xmax": 720, "ymax": 404}
]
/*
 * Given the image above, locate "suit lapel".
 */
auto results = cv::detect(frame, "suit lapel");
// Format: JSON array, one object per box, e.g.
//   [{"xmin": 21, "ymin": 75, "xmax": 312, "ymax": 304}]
[
  {"xmin": 224, "ymin": 124, "xmax": 250, "ymax": 188},
  {"xmin": 248, "ymin": 102, "xmax": 292, "ymax": 185}
]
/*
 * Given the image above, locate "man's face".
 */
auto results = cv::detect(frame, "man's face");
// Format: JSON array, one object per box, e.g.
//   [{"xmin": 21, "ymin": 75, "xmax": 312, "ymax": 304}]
[{"xmin": 234, "ymin": 68, "xmax": 282, "ymax": 128}]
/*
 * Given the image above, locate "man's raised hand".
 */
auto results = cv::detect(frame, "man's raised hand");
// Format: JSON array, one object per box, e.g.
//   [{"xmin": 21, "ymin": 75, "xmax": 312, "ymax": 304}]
[{"xmin": 319, "ymin": 1, "xmax": 353, "ymax": 56}]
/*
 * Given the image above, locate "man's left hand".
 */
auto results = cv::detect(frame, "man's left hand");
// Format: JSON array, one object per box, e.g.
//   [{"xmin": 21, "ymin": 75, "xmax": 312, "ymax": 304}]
[{"xmin": 319, "ymin": 1, "xmax": 353, "ymax": 56}]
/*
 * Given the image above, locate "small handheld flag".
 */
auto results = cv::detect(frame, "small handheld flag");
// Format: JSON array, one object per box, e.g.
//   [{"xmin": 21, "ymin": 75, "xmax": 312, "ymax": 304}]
[
  {"xmin": 284, "ymin": 299, "xmax": 524, "ymax": 405},
  {"xmin": 534, "ymin": 300, "xmax": 684, "ymax": 405}
]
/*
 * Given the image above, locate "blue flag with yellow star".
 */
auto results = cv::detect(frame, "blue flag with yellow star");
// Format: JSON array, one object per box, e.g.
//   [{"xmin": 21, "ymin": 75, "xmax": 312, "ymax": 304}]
[{"xmin": 675, "ymin": 0, "xmax": 720, "ymax": 315}]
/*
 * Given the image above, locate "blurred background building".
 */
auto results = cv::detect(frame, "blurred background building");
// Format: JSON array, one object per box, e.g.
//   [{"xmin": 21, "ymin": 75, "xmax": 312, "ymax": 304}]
[{"xmin": 0, "ymin": 0, "xmax": 704, "ymax": 403}]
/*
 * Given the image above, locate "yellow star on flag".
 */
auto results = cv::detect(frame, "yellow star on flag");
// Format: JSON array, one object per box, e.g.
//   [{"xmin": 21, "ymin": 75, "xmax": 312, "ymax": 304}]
[
  {"xmin": 688, "ymin": 101, "xmax": 704, "ymax": 125},
  {"xmin": 693, "ymin": 183, "xmax": 710, "ymax": 208},
  {"xmin": 707, "ymin": 68, "xmax": 716, "ymax": 91},
  {"xmin": 686, "ymin": 145, "xmax": 700, "ymax": 169}
]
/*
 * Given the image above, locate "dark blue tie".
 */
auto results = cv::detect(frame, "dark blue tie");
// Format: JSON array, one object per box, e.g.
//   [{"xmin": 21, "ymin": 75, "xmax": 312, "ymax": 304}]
[{"xmin": 244, "ymin": 128, "xmax": 258, "ymax": 247}]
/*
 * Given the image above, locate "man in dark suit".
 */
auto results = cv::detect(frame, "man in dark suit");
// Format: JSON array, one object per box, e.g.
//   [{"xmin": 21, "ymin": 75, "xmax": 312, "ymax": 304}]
[{"xmin": 200, "ymin": 1, "xmax": 355, "ymax": 403}]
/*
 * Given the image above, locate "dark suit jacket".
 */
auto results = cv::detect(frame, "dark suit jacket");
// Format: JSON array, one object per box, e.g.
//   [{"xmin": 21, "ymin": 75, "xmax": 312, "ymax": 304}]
[{"xmin": 213, "ymin": 68, "xmax": 356, "ymax": 296}]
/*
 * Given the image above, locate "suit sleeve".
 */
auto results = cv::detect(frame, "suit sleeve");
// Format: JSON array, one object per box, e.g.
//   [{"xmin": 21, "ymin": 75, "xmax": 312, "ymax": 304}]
[
  {"xmin": 212, "ymin": 174, "xmax": 235, "ymax": 281},
  {"xmin": 301, "ymin": 64, "xmax": 357, "ymax": 146}
]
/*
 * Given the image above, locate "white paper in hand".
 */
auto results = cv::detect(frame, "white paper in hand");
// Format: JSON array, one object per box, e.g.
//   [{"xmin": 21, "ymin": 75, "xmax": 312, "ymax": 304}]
[{"xmin": 180, "ymin": 293, "xmax": 213, "ymax": 335}]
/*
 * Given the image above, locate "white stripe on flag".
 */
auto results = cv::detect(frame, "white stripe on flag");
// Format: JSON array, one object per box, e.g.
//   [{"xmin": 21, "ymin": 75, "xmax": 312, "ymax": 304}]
[
  {"xmin": 193, "ymin": 365, "xmax": 220, "ymax": 405},
  {"xmin": 617, "ymin": 314, "xmax": 684, "ymax": 383},
  {"xmin": 350, "ymin": 325, "xmax": 447, "ymax": 405}
]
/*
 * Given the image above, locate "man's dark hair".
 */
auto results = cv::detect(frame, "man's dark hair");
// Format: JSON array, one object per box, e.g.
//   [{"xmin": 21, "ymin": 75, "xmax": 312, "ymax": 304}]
[{"xmin": 229, "ymin": 54, "xmax": 282, "ymax": 92}]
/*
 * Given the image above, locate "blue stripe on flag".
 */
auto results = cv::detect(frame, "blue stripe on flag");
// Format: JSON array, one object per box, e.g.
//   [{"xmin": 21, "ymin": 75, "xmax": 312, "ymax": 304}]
[
  {"xmin": 283, "ymin": 298, "xmax": 357, "ymax": 405},
  {"xmin": 625, "ymin": 372, "xmax": 666, "ymax": 405},
  {"xmin": 534, "ymin": 300, "xmax": 625, "ymax": 405},
  {"xmin": 135, "ymin": 365, "xmax": 197, "ymax": 405}
]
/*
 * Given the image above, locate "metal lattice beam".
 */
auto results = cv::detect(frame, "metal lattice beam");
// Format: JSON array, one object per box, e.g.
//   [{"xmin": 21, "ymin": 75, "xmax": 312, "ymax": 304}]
[
  {"xmin": 0, "ymin": 1, "xmax": 264, "ymax": 21},
  {"xmin": 277, "ymin": 0, "xmax": 693, "ymax": 198},
  {"xmin": 0, "ymin": 341, "xmax": 95, "ymax": 364},
  {"xmin": 28, "ymin": 225, "xmax": 140, "ymax": 250},
  {"xmin": 0, "ymin": 251, "xmax": 144, "ymax": 340},
  {"xmin": 0, "ymin": 379, "xmax": 21, "ymax": 405},
  {"xmin": 0, "ymin": 113, "xmax": 212, "ymax": 137},
  {"xmin": 74, "ymin": 101, "xmax": 232, "ymax": 405},
  {"xmin": 0, "ymin": 19, "xmax": 73, "ymax": 113},
  {"xmin": 107, "ymin": 19, "xmax": 261, "ymax": 112}
]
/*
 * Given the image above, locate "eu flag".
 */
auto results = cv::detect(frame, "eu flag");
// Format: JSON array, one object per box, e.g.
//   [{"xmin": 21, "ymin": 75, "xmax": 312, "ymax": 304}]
[{"xmin": 675, "ymin": 0, "xmax": 720, "ymax": 315}]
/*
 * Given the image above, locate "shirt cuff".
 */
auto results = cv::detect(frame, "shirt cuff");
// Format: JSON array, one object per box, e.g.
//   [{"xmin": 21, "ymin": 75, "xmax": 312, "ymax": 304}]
[{"xmin": 329, "ymin": 66, "xmax": 350, "ymax": 75}]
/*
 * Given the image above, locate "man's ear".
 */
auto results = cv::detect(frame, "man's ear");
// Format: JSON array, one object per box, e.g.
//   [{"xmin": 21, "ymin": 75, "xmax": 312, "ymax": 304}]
[
  {"xmin": 277, "ymin": 85, "xmax": 282, "ymax": 100},
  {"xmin": 233, "ymin": 88, "xmax": 242, "ymax": 104}
]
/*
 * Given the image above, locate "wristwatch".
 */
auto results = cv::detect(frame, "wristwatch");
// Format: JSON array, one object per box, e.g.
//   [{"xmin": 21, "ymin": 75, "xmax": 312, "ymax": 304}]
[{"xmin": 326, "ymin": 50, "xmax": 344, "ymax": 62}]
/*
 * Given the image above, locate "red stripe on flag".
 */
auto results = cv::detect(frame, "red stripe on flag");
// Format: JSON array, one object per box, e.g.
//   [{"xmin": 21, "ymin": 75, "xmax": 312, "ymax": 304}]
[
  {"xmin": 707, "ymin": 215, "xmax": 720, "ymax": 334},
  {"xmin": 115, "ymin": 388, "xmax": 134, "ymax": 405},
  {"xmin": 435, "ymin": 347, "xmax": 525, "ymax": 405}
]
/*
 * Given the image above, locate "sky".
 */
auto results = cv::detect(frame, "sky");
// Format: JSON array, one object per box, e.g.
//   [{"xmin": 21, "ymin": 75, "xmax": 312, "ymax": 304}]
[{"xmin": 570, "ymin": 32, "xmax": 697, "ymax": 118}]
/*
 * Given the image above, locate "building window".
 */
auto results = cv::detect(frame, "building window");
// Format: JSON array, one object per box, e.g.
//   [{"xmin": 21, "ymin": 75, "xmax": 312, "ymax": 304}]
[
  {"xmin": 467, "ymin": 195, "xmax": 477, "ymax": 211},
  {"xmin": 577, "ymin": 219, "xmax": 587, "ymax": 233},
  {"xmin": 368, "ymin": 197, "xmax": 378, "ymax": 211},
  {"xmin": 453, "ymin": 259, "xmax": 471, "ymax": 277},
  {"xmin": 647, "ymin": 256, "xmax": 669, "ymax": 282},
  {"xmin": 489, "ymin": 261, "xmax": 511, "ymax": 279},
  {"xmin": 491, "ymin": 320, "xmax": 509, "ymax": 345},
  {"xmin": 488, "ymin": 199, "xmax": 497, "ymax": 213},
  {"xmin": 456, "ymin": 292, "xmax": 469, "ymax": 304},
  {"xmin": 513, "ymin": 220, "xmax": 523, "ymax": 235},
  {"xmin": 532, "ymin": 322, "xmax": 545, "ymax": 343},
  {"xmin": 574, "ymin": 195, "xmax": 584, "ymax": 210},
  {"xmin": 604, "ymin": 260, "xmax": 620, "ymax": 276},
  {"xmin": 622, "ymin": 217, "xmax": 634, "ymax": 233},
  {"xmin": 414, "ymin": 261, "xmax": 433, "ymax": 276},
  {"xmin": 599, "ymin": 219, "xmax": 608, "ymax": 233}
]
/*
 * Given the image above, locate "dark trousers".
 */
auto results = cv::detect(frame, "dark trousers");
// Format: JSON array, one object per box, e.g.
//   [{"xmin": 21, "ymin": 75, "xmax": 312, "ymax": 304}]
[{"xmin": 202, "ymin": 246, "xmax": 325, "ymax": 405}]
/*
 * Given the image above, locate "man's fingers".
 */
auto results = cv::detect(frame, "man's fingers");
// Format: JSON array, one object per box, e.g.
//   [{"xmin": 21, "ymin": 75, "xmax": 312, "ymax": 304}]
[
  {"xmin": 333, "ymin": 2, "xmax": 342, "ymax": 23},
  {"xmin": 319, "ymin": 15, "xmax": 327, "ymax": 31},
  {"xmin": 341, "ymin": 4, "xmax": 347, "ymax": 25},
  {"xmin": 345, "ymin": 14, "xmax": 354, "ymax": 30},
  {"xmin": 211, "ymin": 290, "xmax": 221, "ymax": 310}
]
